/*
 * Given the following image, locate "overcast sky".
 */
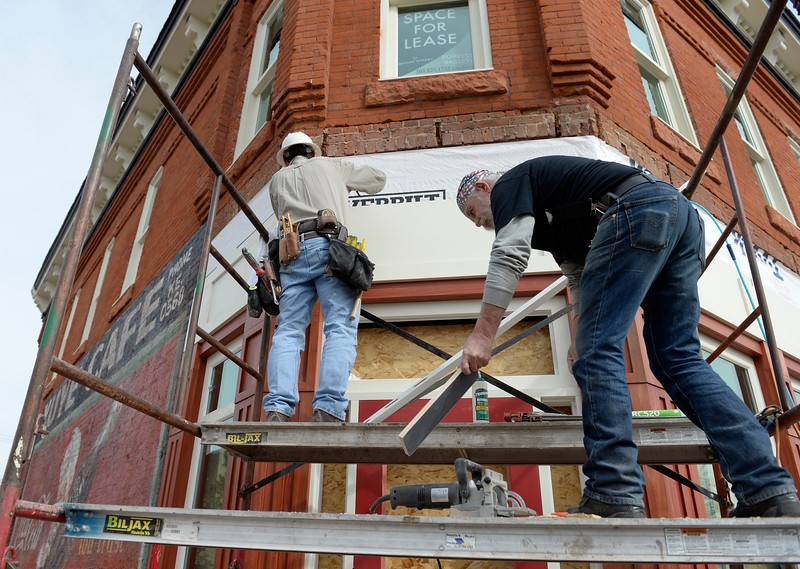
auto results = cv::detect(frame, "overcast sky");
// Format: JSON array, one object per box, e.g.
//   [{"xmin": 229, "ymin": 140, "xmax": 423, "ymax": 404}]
[{"xmin": 0, "ymin": 2, "xmax": 175, "ymax": 471}]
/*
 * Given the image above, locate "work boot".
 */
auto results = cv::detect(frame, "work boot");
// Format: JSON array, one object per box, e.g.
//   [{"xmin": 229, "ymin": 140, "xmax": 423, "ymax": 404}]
[
  {"xmin": 567, "ymin": 495, "xmax": 646, "ymax": 518},
  {"xmin": 264, "ymin": 411, "xmax": 290, "ymax": 423},
  {"xmin": 309, "ymin": 409, "xmax": 341, "ymax": 423},
  {"xmin": 729, "ymin": 493, "xmax": 800, "ymax": 517}
]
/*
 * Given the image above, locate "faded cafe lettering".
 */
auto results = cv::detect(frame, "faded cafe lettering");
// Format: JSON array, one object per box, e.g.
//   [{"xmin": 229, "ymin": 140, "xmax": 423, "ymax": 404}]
[{"xmin": 43, "ymin": 230, "xmax": 203, "ymax": 430}]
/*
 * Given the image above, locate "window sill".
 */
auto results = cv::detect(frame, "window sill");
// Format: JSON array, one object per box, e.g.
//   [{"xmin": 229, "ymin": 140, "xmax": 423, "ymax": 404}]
[
  {"xmin": 365, "ymin": 69, "xmax": 508, "ymax": 107},
  {"xmin": 649, "ymin": 116, "xmax": 722, "ymax": 184},
  {"xmin": 110, "ymin": 285, "xmax": 135, "ymax": 322},
  {"xmin": 72, "ymin": 339, "xmax": 89, "ymax": 362},
  {"xmin": 765, "ymin": 206, "xmax": 800, "ymax": 247}
]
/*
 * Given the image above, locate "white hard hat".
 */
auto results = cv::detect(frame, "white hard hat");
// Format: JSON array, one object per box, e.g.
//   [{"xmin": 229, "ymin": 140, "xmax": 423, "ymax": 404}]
[{"xmin": 277, "ymin": 131, "xmax": 321, "ymax": 166}]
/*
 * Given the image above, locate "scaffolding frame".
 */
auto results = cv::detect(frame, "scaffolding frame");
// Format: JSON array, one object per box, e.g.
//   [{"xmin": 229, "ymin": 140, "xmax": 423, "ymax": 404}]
[{"xmin": 2, "ymin": 0, "xmax": 800, "ymax": 564}]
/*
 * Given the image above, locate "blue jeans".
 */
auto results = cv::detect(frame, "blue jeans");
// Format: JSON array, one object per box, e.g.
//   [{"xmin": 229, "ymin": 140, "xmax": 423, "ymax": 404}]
[
  {"xmin": 263, "ymin": 236, "xmax": 359, "ymax": 420},
  {"xmin": 572, "ymin": 182, "xmax": 796, "ymax": 507}
]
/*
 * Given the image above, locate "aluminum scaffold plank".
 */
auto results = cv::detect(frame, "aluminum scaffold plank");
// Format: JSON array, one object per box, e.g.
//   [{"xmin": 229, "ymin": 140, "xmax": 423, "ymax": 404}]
[
  {"xmin": 55, "ymin": 503, "xmax": 800, "ymax": 564},
  {"xmin": 202, "ymin": 416, "xmax": 714, "ymax": 465}
]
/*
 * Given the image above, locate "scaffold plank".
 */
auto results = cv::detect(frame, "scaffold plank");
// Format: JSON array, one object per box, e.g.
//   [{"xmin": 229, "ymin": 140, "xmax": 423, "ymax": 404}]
[
  {"xmin": 201, "ymin": 416, "xmax": 715, "ymax": 465},
  {"xmin": 60, "ymin": 503, "xmax": 800, "ymax": 564}
]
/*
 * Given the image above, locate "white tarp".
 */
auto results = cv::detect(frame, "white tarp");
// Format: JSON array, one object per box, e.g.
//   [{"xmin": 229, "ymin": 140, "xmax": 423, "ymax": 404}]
[{"xmin": 204, "ymin": 136, "xmax": 800, "ymax": 356}]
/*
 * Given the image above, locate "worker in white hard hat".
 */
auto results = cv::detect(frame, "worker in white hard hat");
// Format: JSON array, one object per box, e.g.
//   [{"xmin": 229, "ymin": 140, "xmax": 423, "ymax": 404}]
[{"xmin": 259, "ymin": 131, "xmax": 386, "ymax": 423}]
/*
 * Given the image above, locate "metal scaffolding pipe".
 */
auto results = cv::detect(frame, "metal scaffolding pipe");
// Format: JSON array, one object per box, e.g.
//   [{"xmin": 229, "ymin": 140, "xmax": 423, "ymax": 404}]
[
  {"xmin": 50, "ymin": 358, "xmax": 201, "ymax": 438},
  {"xmin": 132, "ymin": 52, "xmax": 271, "ymax": 244},
  {"xmin": 704, "ymin": 307, "xmax": 761, "ymax": 364},
  {"xmin": 683, "ymin": 0, "xmax": 788, "ymax": 199},
  {"xmin": 702, "ymin": 214, "xmax": 739, "ymax": 272},
  {"xmin": 195, "ymin": 328, "xmax": 264, "ymax": 383},
  {"xmin": 176, "ymin": 175, "xmax": 223, "ymax": 407},
  {"xmin": 719, "ymin": 137, "xmax": 793, "ymax": 410},
  {"xmin": 210, "ymin": 245, "xmax": 250, "ymax": 291},
  {"xmin": 13, "ymin": 501, "xmax": 66, "ymax": 524},
  {"xmin": 0, "ymin": 25, "xmax": 143, "ymax": 562}
]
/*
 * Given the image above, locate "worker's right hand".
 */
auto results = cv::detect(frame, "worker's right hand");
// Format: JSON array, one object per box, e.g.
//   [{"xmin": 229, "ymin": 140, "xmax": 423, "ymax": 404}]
[{"xmin": 460, "ymin": 332, "xmax": 492, "ymax": 375}]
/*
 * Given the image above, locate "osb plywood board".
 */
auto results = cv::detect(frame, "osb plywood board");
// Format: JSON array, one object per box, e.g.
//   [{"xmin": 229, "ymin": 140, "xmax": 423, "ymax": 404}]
[
  {"xmin": 319, "ymin": 464, "xmax": 347, "ymax": 569},
  {"xmin": 550, "ymin": 465, "xmax": 588, "ymax": 569},
  {"xmin": 354, "ymin": 320, "xmax": 552, "ymax": 380}
]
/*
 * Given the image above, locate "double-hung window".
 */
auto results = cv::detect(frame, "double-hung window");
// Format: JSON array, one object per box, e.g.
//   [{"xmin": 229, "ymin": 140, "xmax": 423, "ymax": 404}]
[
  {"xmin": 81, "ymin": 239, "xmax": 114, "ymax": 344},
  {"xmin": 717, "ymin": 69, "xmax": 796, "ymax": 224},
  {"xmin": 235, "ymin": 1, "xmax": 284, "ymax": 155},
  {"xmin": 121, "ymin": 167, "xmax": 161, "ymax": 293},
  {"xmin": 380, "ymin": 0, "xmax": 492, "ymax": 79},
  {"xmin": 620, "ymin": 0, "xmax": 697, "ymax": 144}
]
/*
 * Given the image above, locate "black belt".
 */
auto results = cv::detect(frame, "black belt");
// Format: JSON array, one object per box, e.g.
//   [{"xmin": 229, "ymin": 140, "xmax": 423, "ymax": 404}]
[
  {"xmin": 299, "ymin": 231, "xmax": 325, "ymax": 241},
  {"xmin": 598, "ymin": 172, "xmax": 659, "ymax": 208},
  {"xmin": 294, "ymin": 218, "xmax": 318, "ymax": 234},
  {"xmin": 286, "ymin": 218, "xmax": 342, "ymax": 238}
]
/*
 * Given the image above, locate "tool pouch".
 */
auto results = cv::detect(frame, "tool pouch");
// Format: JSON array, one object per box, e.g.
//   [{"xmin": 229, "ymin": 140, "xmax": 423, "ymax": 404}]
[
  {"xmin": 316, "ymin": 209, "xmax": 338, "ymax": 234},
  {"xmin": 325, "ymin": 238, "xmax": 375, "ymax": 291},
  {"xmin": 279, "ymin": 232, "xmax": 300, "ymax": 266}
]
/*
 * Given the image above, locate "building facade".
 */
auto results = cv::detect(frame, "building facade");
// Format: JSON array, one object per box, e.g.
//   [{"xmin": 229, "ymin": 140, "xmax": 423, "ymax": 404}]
[{"xmin": 17, "ymin": 0, "xmax": 800, "ymax": 567}]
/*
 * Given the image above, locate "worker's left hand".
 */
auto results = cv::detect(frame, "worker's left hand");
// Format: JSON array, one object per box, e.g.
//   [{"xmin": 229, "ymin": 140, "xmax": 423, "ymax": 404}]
[{"xmin": 460, "ymin": 332, "xmax": 492, "ymax": 375}]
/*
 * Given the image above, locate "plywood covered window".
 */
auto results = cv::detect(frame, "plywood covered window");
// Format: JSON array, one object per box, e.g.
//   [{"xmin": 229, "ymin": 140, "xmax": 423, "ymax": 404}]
[{"xmin": 354, "ymin": 318, "xmax": 553, "ymax": 380}]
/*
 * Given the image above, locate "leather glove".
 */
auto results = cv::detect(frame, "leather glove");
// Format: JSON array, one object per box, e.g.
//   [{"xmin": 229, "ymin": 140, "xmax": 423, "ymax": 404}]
[
  {"xmin": 247, "ymin": 286, "xmax": 263, "ymax": 318},
  {"xmin": 257, "ymin": 279, "xmax": 280, "ymax": 316}
]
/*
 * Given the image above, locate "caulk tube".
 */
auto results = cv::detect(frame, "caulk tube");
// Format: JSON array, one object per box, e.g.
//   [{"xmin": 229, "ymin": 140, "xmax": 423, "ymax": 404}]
[{"xmin": 472, "ymin": 372, "xmax": 489, "ymax": 422}]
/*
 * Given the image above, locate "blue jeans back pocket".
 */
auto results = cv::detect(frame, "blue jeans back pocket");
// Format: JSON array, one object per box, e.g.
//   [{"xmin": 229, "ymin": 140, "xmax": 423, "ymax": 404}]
[{"xmin": 625, "ymin": 196, "xmax": 676, "ymax": 251}]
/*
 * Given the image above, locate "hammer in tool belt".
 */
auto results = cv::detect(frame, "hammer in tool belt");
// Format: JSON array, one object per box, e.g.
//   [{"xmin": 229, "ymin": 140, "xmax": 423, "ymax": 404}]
[
  {"xmin": 242, "ymin": 247, "xmax": 281, "ymax": 305},
  {"xmin": 348, "ymin": 236, "xmax": 367, "ymax": 320}
]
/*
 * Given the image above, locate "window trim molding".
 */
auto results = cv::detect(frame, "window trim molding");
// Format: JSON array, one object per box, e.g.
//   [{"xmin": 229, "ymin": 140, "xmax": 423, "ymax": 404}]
[
  {"xmin": 379, "ymin": 0, "xmax": 493, "ymax": 80},
  {"xmin": 790, "ymin": 137, "xmax": 800, "ymax": 165},
  {"xmin": 81, "ymin": 238, "xmax": 114, "ymax": 345}
]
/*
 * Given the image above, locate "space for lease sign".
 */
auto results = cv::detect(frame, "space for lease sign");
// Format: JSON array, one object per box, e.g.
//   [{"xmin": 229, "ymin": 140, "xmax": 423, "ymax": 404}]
[{"xmin": 398, "ymin": 5, "xmax": 473, "ymax": 76}]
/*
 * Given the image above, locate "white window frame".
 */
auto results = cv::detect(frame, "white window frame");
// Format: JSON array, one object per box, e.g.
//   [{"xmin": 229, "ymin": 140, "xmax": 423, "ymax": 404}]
[
  {"xmin": 790, "ymin": 137, "xmax": 800, "ymax": 168},
  {"xmin": 234, "ymin": 1, "xmax": 284, "ymax": 157},
  {"xmin": 176, "ymin": 340, "xmax": 242, "ymax": 568},
  {"xmin": 717, "ymin": 68, "xmax": 796, "ymax": 225},
  {"xmin": 620, "ymin": 0, "xmax": 698, "ymax": 145},
  {"xmin": 81, "ymin": 238, "xmax": 114, "ymax": 344},
  {"xmin": 380, "ymin": 0, "xmax": 492, "ymax": 80},
  {"xmin": 697, "ymin": 336, "xmax": 770, "ymax": 516},
  {"xmin": 700, "ymin": 334, "xmax": 766, "ymax": 411},
  {"xmin": 49, "ymin": 289, "xmax": 81, "ymax": 385},
  {"xmin": 121, "ymin": 167, "xmax": 162, "ymax": 293}
]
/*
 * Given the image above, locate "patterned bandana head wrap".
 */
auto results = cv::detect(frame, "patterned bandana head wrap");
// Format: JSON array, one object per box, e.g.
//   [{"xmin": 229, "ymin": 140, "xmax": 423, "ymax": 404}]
[{"xmin": 456, "ymin": 170, "xmax": 491, "ymax": 213}]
